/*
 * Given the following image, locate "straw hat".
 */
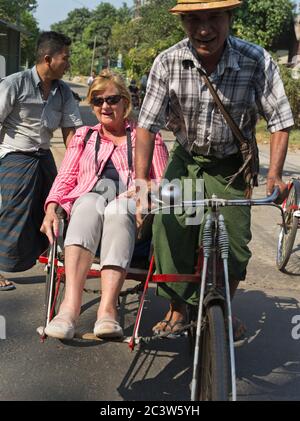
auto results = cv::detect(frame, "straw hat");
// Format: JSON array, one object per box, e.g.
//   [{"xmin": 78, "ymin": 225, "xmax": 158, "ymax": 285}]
[{"xmin": 170, "ymin": 0, "xmax": 242, "ymax": 14}]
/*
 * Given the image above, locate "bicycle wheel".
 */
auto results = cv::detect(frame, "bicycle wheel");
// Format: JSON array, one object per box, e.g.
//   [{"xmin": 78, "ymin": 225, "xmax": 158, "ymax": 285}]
[
  {"xmin": 197, "ymin": 304, "xmax": 230, "ymax": 401},
  {"xmin": 277, "ymin": 184, "xmax": 298, "ymax": 271}
]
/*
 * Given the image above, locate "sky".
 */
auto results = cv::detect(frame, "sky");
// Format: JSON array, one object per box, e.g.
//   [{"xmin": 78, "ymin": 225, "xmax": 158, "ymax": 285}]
[{"xmin": 34, "ymin": 0, "xmax": 134, "ymax": 30}]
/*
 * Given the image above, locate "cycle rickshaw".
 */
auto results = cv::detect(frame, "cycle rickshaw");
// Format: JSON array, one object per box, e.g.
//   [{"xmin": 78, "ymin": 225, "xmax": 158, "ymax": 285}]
[
  {"xmin": 37, "ymin": 185, "xmax": 284, "ymax": 401},
  {"xmin": 276, "ymin": 178, "xmax": 300, "ymax": 271}
]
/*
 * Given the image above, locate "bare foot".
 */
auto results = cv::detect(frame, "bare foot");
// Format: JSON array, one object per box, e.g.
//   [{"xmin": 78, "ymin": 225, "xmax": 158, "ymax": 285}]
[
  {"xmin": 152, "ymin": 301, "xmax": 186, "ymax": 334},
  {"xmin": 0, "ymin": 274, "xmax": 15, "ymax": 290}
]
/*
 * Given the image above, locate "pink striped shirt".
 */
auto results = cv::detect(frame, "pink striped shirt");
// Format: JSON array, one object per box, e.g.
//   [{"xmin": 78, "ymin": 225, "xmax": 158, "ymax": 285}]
[{"xmin": 45, "ymin": 121, "xmax": 169, "ymax": 217}]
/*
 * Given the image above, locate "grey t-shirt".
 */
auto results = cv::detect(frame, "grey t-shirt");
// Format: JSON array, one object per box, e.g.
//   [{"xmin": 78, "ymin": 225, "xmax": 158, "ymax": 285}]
[{"xmin": 0, "ymin": 66, "xmax": 82, "ymax": 157}]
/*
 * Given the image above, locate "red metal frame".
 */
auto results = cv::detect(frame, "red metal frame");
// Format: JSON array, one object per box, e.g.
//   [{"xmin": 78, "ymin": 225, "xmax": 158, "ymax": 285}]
[{"xmin": 39, "ymin": 246, "xmax": 206, "ymax": 349}]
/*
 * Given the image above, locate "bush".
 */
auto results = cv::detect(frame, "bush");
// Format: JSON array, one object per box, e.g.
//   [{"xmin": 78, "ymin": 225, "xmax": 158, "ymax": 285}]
[{"xmin": 279, "ymin": 64, "xmax": 300, "ymax": 129}]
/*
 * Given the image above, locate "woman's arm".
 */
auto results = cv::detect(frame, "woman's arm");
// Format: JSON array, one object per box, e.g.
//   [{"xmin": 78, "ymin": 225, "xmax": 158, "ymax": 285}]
[{"xmin": 45, "ymin": 127, "xmax": 88, "ymax": 209}]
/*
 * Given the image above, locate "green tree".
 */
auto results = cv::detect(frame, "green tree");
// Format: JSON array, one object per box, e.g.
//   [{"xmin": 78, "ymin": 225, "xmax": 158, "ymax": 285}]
[
  {"xmin": 49, "ymin": 2, "xmax": 132, "ymax": 75},
  {"xmin": 232, "ymin": 0, "xmax": 294, "ymax": 49},
  {"xmin": 111, "ymin": 0, "xmax": 183, "ymax": 78},
  {"xmin": 70, "ymin": 41, "xmax": 93, "ymax": 77},
  {"xmin": 51, "ymin": 8, "xmax": 92, "ymax": 43},
  {"xmin": 20, "ymin": 10, "xmax": 39, "ymax": 67},
  {"xmin": 0, "ymin": 1, "xmax": 39, "ymax": 68},
  {"xmin": 0, "ymin": 0, "xmax": 37, "ymax": 22},
  {"xmin": 82, "ymin": 2, "xmax": 118, "ymax": 66},
  {"xmin": 279, "ymin": 64, "xmax": 300, "ymax": 128}
]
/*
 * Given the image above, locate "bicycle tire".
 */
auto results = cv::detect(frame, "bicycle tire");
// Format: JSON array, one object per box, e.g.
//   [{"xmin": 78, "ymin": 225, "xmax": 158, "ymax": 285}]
[
  {"xmin": 276, "ymin": 184, "xmax": 298, "ymax": 271},
  {"xmin": 197, "ymin": 304, "xmax": 230, "ymax": 401}
]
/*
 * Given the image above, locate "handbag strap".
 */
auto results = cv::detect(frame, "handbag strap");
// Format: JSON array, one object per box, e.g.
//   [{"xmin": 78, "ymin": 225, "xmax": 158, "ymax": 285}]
[
  {"xmin": 196, "ymin": 67, "xmax": 245, "ymax": 146},
  {"xmin": 94, "ymin": 126, "xmax": 133, "ymax": 187},
  {"xmin": 196, "ymin": 67, "xmax": 259, "ymax": 196}
]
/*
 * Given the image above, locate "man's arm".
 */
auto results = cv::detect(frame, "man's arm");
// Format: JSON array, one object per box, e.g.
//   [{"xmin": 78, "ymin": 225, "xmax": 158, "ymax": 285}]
[
  {"xmin": 61, "ymin": 127, "xmax": 76, "ymax": 147},
  {"xmin": 135, "ymin": 127, "xmax": 156, "ymax": 229},
  {"xmin": 266, "ymin": 129, "xmax": 289, "ymax": 200},
  {"xmin": 135, "ymin": 127, "xmax": 156, "ymax": 180}
]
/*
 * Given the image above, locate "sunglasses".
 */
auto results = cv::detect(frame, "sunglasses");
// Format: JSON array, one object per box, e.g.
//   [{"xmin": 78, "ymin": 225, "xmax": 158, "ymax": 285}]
[{"xmin": 91, "ymin": 95, "xmax": 122, "ymax": 106}]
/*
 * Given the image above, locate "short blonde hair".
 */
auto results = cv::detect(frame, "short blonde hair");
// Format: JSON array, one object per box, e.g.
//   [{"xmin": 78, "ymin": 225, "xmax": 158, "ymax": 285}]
[{"xmin": 87, "ymin": 69, "xmax": 132, "ymax": 120}]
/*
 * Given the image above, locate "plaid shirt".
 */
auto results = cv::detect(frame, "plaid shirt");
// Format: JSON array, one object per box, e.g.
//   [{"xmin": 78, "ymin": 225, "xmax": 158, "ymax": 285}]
[{"xmin": 138, "ymin": 36, "xmax": 294, "ymax": 158}]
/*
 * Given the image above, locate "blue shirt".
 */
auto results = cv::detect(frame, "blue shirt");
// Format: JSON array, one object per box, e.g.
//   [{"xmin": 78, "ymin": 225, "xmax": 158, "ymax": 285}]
[{"xmin": 0, "ymin": 66, "xmax": 82, "ymax": 157}]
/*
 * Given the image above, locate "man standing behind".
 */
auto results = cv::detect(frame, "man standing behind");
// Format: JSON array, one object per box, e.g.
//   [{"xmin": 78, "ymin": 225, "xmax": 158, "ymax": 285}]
[
  {"xmin": 0, "ymin": 31, "xmax": 82, "ymax": 290},
  {"xmin": 135, "ymin": 0, "xmax": 294, "ymax": 336}
]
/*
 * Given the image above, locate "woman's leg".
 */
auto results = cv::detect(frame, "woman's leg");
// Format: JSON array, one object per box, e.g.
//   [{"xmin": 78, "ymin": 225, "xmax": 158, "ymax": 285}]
[
  {"xmin": 97, "ymin": 198, "xmax": 136, "ymax": 321},
  {"xmin": 97, "ymin": 266, "xmax": 126, "ymax": 320},
  {"xmin": 55, "ymin": 193, "xmax": 106, "ymax": 320},
  {"xmin": 59, "ymin": 245, "xmax": 94, "ymax": 318}
]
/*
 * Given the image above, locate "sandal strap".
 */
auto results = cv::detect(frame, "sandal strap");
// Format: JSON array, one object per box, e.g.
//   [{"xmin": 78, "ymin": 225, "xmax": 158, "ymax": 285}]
[{"xmin": 0, "ymin": 273, "xmax": 12, "ymax": 283}]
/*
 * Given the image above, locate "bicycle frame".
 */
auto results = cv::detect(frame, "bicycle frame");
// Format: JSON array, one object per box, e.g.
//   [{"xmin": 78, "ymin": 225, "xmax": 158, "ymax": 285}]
[{"xmin": 129, "ymin": 186, "xmax": 284, "ymax": 401}]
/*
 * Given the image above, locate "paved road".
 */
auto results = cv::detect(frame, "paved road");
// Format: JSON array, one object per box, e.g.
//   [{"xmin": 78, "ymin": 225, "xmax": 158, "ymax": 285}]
[{"xmin": 0, "ymin": 82, "xmax": 299, "ymax": 401}]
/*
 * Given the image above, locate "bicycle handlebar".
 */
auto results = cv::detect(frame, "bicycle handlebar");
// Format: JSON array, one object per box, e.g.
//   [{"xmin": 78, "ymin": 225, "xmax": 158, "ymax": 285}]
[
  {"xmin": 149, "ymin": 185, "xmax": 287, "ymax": 233},
  {"xmin": 152, "ymin": 185, "xmax": 280, "ymax": 208}
]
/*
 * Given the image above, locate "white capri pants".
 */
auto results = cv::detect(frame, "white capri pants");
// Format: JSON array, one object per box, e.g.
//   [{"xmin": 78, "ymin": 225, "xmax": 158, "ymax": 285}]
[{"xmin": 64, "ymin": 193, "xmax": 136, "ymax": 270}]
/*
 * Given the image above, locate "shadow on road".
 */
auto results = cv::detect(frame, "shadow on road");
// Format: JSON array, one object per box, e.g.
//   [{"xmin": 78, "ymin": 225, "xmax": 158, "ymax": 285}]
[
  {"xmin": 116, "ymin": 288, "xmax": 300, "ymax": 401},
  {"xmin": 117, "ymin": 338, "xmax": 192, "ymax": 401},
  {"xmin": 233, "ymin": 289, "xmax": 300, "ymax": 400},
  {"xmin": 7, "ymin": 275, "xmax": 45, "ymax": 285}
]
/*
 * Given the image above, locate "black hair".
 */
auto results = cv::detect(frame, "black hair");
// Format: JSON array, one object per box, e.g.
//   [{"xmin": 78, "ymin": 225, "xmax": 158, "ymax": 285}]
[{"xmin": 36, "ymin": 31, "xmax": 71, "ymax": 63}]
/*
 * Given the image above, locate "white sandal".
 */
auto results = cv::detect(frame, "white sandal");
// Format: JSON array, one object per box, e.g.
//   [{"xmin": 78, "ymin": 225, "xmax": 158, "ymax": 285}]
[
  {"xmin": 93, "ymin": 317, "xmax": 123, "ymax": 339},
  {"xmin": 44, "ymin": 312, "xmax": 77, "ymax": 340}
]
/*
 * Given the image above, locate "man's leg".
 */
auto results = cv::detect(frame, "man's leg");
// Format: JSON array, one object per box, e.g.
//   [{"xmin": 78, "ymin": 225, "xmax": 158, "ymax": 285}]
[
  {"xmin": 152, "ymin": 144, "xmax": 201, "ymax": 332},
  {"xmin": 0, "ymin": 153, "xmax": 40, "ymax": 272},
  {"xmin": 153, "ymin": 147, "xmax": 252, "ymax": 333}
]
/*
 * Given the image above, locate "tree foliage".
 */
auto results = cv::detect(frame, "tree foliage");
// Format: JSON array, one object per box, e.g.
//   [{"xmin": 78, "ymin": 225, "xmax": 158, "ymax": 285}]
[
  {"xmin": 50, "ymin": 2, "xmax": 132, "ymax": 75},
  {"xmin": 0, "ymin": 0, "xmax": 39, "ymax": 67},
  {"xmin": 45, "ymin": 0, "xmax": 296, "ymax": 81},
  {"xmin": 111, "ymin": 0, "xmax": 183, "ymax": 78},
  {"xmin": 51, "ymin": 8, "xmax": 92, "ymax": 43},
  {"xmin": 279, "ymin": 64, "xmax": 300, "ymax": 128},
  {"xmin": 232, "ymin": 0, "xmax": 294, "ymax": 49},
  {"xmin": 20, "ymin": 10, "xmax": 40, "ymax": 67},
  {"xmin": 0, "ymin": 0, "xmax": 37, "ymax": 22}
]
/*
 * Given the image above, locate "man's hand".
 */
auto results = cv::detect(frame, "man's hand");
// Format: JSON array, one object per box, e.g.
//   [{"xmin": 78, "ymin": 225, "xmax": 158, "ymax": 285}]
[
  {"xmin": 40, "ymin": 204, "xmax": 59, "ymax": 244},
  {"xmin": 135, "ymin": 179, "xmax": 152, "ymax": 236},
  {"xmin": 267, "ymin": 130, "xmax": 289, "ymax": 203},
  {"xmin": 266, "ymin": 175, "xmax": 288, "ymax": 204},
  {"xmin": 135, "ymin": 127, "xmax": 156, "ymax": 237}
]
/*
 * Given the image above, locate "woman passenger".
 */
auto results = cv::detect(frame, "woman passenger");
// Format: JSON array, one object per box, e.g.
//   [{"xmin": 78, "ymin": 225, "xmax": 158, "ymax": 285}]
[{"xmin": 41, "ymin": 69, "xmax": 168, "ymax": 340}]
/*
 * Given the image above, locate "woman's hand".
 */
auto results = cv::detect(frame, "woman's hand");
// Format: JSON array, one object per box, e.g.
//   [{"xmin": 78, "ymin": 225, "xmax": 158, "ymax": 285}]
[{"xmin": 40, "ymin": 204, "xmax": 59, "ymax": 245}]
